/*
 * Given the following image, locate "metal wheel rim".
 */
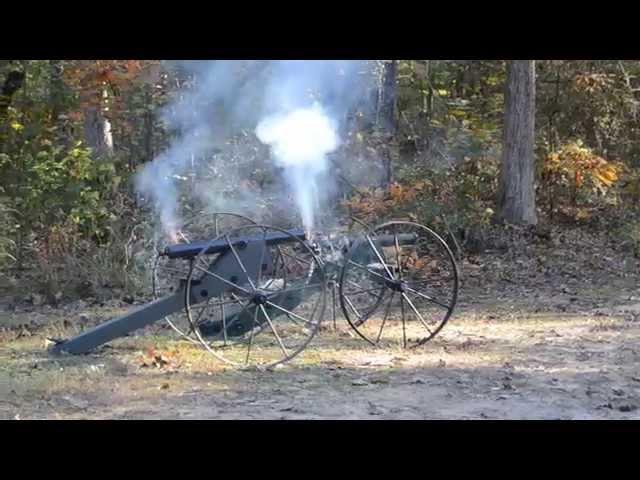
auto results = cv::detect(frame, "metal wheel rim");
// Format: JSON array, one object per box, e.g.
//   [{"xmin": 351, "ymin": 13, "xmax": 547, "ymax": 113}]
[
  {"xmin": 185, "ymin": 224, "xmax": 327, "ymax": 369},
  {"xmin": 152, "ymin": 212, "xmax": 259, "ymax": 342},
  {"xmin": 338, "ymin": 220, "xmax": 459, "ymax": 348}
]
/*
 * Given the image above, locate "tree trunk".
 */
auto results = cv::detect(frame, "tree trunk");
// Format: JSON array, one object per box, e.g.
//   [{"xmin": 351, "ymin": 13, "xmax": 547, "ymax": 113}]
[
  {"xmin": 83, "ymin": 96, "xmax": 113, "ymax": 159},
  {"xmin": 379, "ymin": 60, "xmax": 397, "ymax": 187},
  {"xmin": 498, "ymin": 60, "xmax": 538, "ymax": 225},
  {"xmin": 49, "ymin": 60, "xmax": 65, "ymax": 119},
  {"xmin": 0, "ymin": 68, "xmax": 25, "ymax": 121},
  {"xmin": 142, "ymin": 83, "xmax": 154, "ymax": 169},
  {"xmin": 379, "ymin": 60, "xmax": 398, "ymax": 134}
]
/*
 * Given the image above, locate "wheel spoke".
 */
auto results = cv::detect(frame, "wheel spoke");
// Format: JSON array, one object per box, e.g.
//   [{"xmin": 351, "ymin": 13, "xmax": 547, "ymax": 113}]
[
  {"xmin": 256, "ymin": 229, "xmax": 268, "ymax": 287},
  {"xmin": 404, "ymin": 286, "xmax": 451, "ymax": 310},
  {"xmin": 346, "ymin": 260, "xmax": 390, "ymax": 283},
  {"xmin": 259, "ymin": 305, "xmax": 290, "ymax": 358},
  {"xmin": 393, "ymin": 225, "xmax": 404, "ymax": 281},
  {"xmin": 201, "ymin": 300, "xmax": 252, "ymax": 343},
  {"xmin": 245, "ymin": 307, "xmax": 259, "ymax": 365},
  {"xmin": 365, "ymin": 235, "xmax": 395, "ymax": 279},
  {"xmin": 192, "ymin": 264, "xmax": 252, "ymax": 295},
  {"xmin": 264, "ymin": 301, "xmax": 318, "ymax": 328},
  {"xmin": 375, "ymin": 291, "xmax": 395, "ymax": 344},
  {"xmin": 343, "ymin": 294, "xmax": 362, "ymax": 320},
  {"xmin": 193, "ymin": 296, "xmax": 212, "ymax": 326},
  {"xmin": 225, "ymin": 234, "xmax": 257, "ymax": 291},
  {"xmin": 265, "ymin": 283, "xmax": 323, "ymax": 298},
  {"xmin": 342, "ymin": 285, "xmax": 385, "ymax": 299},
  {"xmin": 401, "ymin": 292, "xmax": 433, "ymax": 336},
  {"xmin": 400, "ymin": 292, "xmax": 407, "ymax": 348},
  {"xmin": 220, "ymin": 298, "xmax": 228, "ymax": 345},
  {"xmin": 331, "ymin": 282, "xmax": 337, "ymax": 330},
  {"xmin": 279, "ymin": 249, "xmax": 312, "ymax": 266}
]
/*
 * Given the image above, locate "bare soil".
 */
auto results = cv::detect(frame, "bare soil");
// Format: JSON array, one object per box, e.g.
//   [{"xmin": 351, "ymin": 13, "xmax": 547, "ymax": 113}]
[
  {"xmin": 1, "ymin": 305, "xmax": 639, "ymax": 419},
  {"xmin": 1, "ymin": 226, "xmax": 638, "ymax": 419}
]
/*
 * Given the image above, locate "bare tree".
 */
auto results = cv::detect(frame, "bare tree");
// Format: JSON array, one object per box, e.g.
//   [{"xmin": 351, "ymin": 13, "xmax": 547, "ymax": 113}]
[
  {"xmin": 378, "ymin": 60, "xmax": 397, "ymax": 187},
  {"xmin": 498, "ymin": 60, "xmax": 538, "ymax": 225},
  {"xmin": 83, "ymin": 100, "xmax": 113, "ymax": 158},
  {"xmin": 0, "ymin": 65, "xmax": 25, "ymax": 121}
]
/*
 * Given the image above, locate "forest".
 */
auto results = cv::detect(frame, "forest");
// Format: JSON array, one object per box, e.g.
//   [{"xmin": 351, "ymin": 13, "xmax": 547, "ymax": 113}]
[{"xmin": 0, "ymin": 60, "xmax": 638, "ymax": 420}]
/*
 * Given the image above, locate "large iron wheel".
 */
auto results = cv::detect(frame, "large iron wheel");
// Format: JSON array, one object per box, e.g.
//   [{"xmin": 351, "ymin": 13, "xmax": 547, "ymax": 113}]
[
  {"xmin": 152, "ymin": 212, "xmax": 258, "ymax": 342},
  {"xmin": 338, "ymin": 221, "xmax": 458, "ymax": 348},
  {"xmin": 185, "ymin": 224, "xmax": 327, "ymax": 369},
  {"xmin": 320, "ymin": 216, "xmax": 386, "ymax": 331}
]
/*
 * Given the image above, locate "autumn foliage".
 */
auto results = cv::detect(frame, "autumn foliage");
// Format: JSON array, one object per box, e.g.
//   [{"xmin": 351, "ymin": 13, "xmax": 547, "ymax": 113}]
[
  {"xmin": 541, "ymin": 141, "xmax": 624, "ymax": 219},
  {"xmin": 342, "ymin": 181, "xmax": 427, "ymax": 223}
]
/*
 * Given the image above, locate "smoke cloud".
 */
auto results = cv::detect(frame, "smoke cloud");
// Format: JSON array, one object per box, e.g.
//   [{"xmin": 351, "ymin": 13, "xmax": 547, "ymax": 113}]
[
  {"xmin": 135, "ymin": 60, "xmax": 375, "ymax": 239},
  {"xmin": 256, "ymin": 104, "xmax": 338, "ymax": 231}
]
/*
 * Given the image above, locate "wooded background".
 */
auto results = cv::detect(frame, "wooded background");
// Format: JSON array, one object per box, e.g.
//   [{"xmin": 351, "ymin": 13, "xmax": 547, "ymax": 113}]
[{"xmin": 1, "ymin": 60, "xmax": 638, "ymax": 305}]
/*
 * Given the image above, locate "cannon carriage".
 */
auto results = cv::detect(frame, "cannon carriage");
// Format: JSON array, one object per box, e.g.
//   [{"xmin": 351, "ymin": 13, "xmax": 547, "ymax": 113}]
[{"xmin": 51, "ymin": 212, "xmax": 459, "ymax": 368}]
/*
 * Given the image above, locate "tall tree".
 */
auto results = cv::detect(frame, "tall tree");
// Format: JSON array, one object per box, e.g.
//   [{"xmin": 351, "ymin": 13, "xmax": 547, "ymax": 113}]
[
  {"xmin": 83, "ymin": 100, "xmax": 113, "ymax": 158},
  {"xmin": 49, "ymin": 60, "xmax": 65, "ymax": 119},
  {"xmin": 379, "ymin": 60, "xmax": 398, "ymax": 133},
  {"xmin": 63, "ymin": 60, "xmax": 153, "ymax": 160},
  {"xmin": 378, "ymin": 60, "xmax": 397, "ymax": 186},
  {"xmin": 0, "ymin": 64, "xmax": 25, "ymax": 121},
  {"xmin": 498, "ymin": 60, "xmax": 538, "ymax": 225}
]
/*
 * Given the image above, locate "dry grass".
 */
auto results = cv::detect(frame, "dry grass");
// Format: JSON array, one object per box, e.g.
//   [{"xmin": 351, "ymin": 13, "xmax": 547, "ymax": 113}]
[{"xmin": 1, "ymin": 306, "xmax": 639, "ymax": 419}]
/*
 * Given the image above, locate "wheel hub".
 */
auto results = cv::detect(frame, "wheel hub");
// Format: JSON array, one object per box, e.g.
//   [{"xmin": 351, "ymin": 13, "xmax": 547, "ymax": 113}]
[
  {"xmin": 252, "ymin": 292, "xmax": 269, "ymax": 305},
  {"xmin": 385, "ymin": 278, "xmax": 406, "ymax": 292}
]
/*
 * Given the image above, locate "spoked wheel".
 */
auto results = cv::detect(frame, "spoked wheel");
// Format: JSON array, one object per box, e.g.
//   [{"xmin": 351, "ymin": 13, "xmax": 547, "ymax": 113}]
[
  {"xmin": 152, "ymin": 212, "xmax": 258, "ymax": 342},
  {"xmin": 321, "ymin": 216, "xmax": 384, "ymax": 331},
  {"xmin": 185, "ymin": 224, "xmax": 327, "ymax": 369},
  {"xmin": 338, "ymin": 221, "xmax": 458, "ymax": 348}
]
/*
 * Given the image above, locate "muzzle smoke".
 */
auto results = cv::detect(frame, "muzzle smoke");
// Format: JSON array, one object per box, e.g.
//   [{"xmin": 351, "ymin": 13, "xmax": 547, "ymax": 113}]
[
  {"xmin": 256, "ymin": 104, "xmax": 338, "ymax": 232},
  {"xmin": 134, "ymin": 60, "xmax": 375, "ymax": 241}
]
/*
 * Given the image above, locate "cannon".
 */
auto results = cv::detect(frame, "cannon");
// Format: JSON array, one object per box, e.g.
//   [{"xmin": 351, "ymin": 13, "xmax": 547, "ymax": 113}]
[{"xmin": 51, "ymin": 212, "xmax": 459, "ymax": 368}]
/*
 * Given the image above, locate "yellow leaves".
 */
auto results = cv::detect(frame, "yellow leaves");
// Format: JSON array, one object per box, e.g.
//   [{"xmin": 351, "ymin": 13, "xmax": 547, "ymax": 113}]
[
  {"xmin": 543, "ymin": 141, "xmax": 622, "ymax": 192},
  {"xmin": 389, "ymin": 182, "xmax": 404, "ymax": 201},
  {"xmin": 573, "ymin": 73, "xmax": 615, "ymax": 94},
  {"xmin": 10, "ymin": 122, "xmax": 23, "ymax": 132},
  {"xmin": 389, "ymin": 181, "xmax": 424, "ymax": 203},
  {"xmin": 593, "ymin": 167, "xmax": 618, "ymax": 187},
  {"xmin": 575, "ymin": 208, "xmax": 591, "ymax": 221}
]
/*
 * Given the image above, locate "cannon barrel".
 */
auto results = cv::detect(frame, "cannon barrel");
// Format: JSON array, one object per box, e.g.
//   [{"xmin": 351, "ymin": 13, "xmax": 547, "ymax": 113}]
[
  {"xmin": 366, "ymin": 233, "xmax": 418, "ymax": 248},
  {"xmin": 163, "ymin": 230, "xmax": 418, "ymax": 260},
  {"xmin": 162, "ymin": 228, "xmax": 307, "ymax": 259},
  {"xmin": 318, "ymin": 232, "xmax": 419, "ymax": 253}
]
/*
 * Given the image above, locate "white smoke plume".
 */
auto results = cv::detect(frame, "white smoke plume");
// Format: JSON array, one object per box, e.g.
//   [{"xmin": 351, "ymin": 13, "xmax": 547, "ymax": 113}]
[
  {"xmin": 134, "ymin": 60, "xmax": 375, "ymax": 240},
  {"xmin": 256, "ymin": 104, "xmax": 338, "ymax": 231}
]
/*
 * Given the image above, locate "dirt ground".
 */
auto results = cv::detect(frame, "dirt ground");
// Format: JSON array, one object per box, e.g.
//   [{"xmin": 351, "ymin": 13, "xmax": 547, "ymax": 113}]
[
  {"xmin": 1, "ymin": 226, "xmax": 639, "ymax": 420},
  {"xmin": 1, "ymin": 299, "xmax": 639, "ymax": 419}
]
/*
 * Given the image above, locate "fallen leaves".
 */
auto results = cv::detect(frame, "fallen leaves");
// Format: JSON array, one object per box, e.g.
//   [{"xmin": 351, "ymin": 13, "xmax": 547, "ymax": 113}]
[{"xmin": 139, "ymin": 347, "xmax": 181, "ymax": 371}]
